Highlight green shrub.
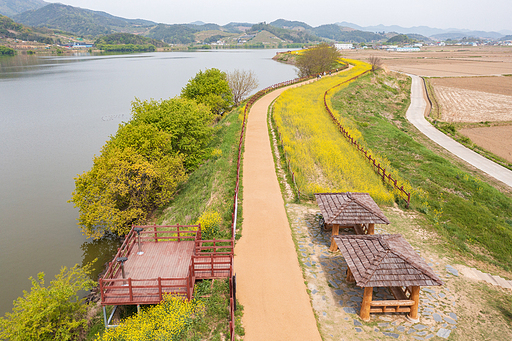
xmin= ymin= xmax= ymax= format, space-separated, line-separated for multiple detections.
xmin=196 ymin=211 xmax=222 ymax=239
xmin=0 ymin=264 xmax=96 ymax=341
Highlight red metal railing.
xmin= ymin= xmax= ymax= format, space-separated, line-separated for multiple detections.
xmin=100 ymin=225 xmax=201 ymax=305
xmin=321 ymin=71 xmax=412 ymax=207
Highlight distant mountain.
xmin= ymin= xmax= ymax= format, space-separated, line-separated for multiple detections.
xmin=501 ymin=35 xmax=512 ymax=41
xmin=336 ymin=21 xmax=505 ymax=40
xmin=313 ymin=24 xmax=383 ymax=42
xmin=146 ymin=24 xmax=197 ymax=44
xmin=0 ymin=0 xmax=46 ymax=17
xmin=430 ymin=31 xmax=504 ymax=40
xmin=270 ymin=19 xmax=312 ymax=30
xmin=13 ymin=3 xmax=156 ymax=36
xmin=250 ymin=22 xmax=319 ymax=43
xmin=223 ymin=22 xmax=253 ymax=33
xmin=405 ymin=33 xmax=432 ymax=42
xmin=386 ymin=34 xmax=415 ymax=44
xmin=184 ymin=22 xmax=223 ymax=32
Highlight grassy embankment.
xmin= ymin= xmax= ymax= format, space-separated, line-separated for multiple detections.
xmin=328 ymin=70 xmax=512 ymax=272
xmin=157 ymin=105 xmax=245 ymax=339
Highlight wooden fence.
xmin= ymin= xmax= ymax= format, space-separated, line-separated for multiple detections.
xmin=321 ymin=71 xmax=412 ymax=207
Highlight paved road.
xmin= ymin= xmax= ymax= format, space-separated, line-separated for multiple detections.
xmin=234 ymin=85 xmax=322 ymax=341
xmin=406 ymin=74 xmax=512 ymax=188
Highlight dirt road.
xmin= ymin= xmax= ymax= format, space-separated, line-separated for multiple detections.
xmin=234 ymin=85 xmax=322 ymax=340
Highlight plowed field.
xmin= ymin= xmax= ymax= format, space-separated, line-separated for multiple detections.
xmin=459 ymin=125 xmax=512 ymax=163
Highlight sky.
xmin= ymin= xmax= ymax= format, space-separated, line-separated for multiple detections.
xmin=45 ymin=0 xmax=512 ymax=33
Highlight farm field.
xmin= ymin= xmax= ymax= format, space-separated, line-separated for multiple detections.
xmin=459 ymin=125 xmax=512 ymax=163
xmin=345 ymin=46 xmax=512 ymax=171
xmin=344 ymin=45 xmax=512 ymax=77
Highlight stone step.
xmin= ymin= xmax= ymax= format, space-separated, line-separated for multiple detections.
xmin=492 ymin=276 xmax=512 ymax=289
xmin=473 ymin=269 xmax=499 ymax=286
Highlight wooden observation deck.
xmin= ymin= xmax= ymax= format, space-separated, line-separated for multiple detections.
xmin=99 ymin=225 xmax=233 ymax=306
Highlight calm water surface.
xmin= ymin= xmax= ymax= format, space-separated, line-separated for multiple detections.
xmin=0 ymin=49 xmax=297 ymax=314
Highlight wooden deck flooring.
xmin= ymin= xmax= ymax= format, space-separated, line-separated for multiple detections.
xmin=120 ymin=241 xmax=195 ymax=280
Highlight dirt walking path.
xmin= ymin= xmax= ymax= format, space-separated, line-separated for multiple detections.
xmin=234 ymin=84 xmax=322 ymax=340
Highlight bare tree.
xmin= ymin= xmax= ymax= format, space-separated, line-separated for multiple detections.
xmin=368 ymin=55 xmax=383 ymax=72
xmin=227 ymin=69 xmax=259 ymax=106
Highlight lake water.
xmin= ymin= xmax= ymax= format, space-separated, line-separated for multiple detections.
xmin=0 ymin=49 xmax=297 ymax=315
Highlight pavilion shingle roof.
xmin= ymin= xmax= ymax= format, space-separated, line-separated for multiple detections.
xmin=334 ymin=234 xmax=443 ymax=288
xmin=315 ymin=192 xmax=390 ymax=226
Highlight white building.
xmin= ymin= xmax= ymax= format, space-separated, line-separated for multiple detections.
xmin=335 ymin=43 xmax=354 ymax=50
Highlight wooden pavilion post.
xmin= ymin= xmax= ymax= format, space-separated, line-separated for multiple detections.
xmin=408 ymin=286 xmax=421 ymax=322
xmin=346 ymin=267 xmax=355 ymax=282
xmin=367 ymin=223 xmax=375 ymax=235
xmin=329 ymin=224 xmax=340 ymax=251
xmin=359 ymin=287 xmax=373 ymax=321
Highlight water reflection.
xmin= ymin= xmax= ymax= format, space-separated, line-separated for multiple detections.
xmin=80 ymin=233 xmax=122 ymax=280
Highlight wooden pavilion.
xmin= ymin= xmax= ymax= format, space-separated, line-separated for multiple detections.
xmin=315 ymin=192 xmax=390 ymax=251
xmin=334 ymin=234 xmax=443 ymax=321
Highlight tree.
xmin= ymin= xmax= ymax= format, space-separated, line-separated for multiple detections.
xmin=0 ymin=264 xmax=95 ymax=341
xmin=130 ymin=97 xmax=215 ymax=170
xmin=295 ymin=43 xmax=342 ymax=77
xmin=181 ymin=68 xmax=233 ymax=115
xmin=71 ymin=97 xmax=215 ymax=238
xmin=227 ymin=69 xmax=259 ymax=106
xmin=71 ymin=139 xmax=187 ymax=239
xmin=368 ymin=55 xmax=383 ymax=72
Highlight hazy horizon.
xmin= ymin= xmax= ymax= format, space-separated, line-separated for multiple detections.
xmin=42 ymin=0 xmax=511 ymax=33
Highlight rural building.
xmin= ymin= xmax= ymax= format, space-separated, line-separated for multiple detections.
xmin=335 ymin=43 xmax=354 ymax=50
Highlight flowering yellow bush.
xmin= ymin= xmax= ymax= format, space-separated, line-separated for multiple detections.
xmin=273 ymin=58 xmax=395 ymax=204
xmin=196 ymin=210 xmax=222 ymax=239
xmin=97 ymin=295 xmax=203 ymax=341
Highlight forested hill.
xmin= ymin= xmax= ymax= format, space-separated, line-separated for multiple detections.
xmin=0 ymin=0 xmax=46 ymax=17
xmin=312 ymin=24 xmax=383 ymax=42
xmin=0 ymin=14 xmax=57 ymax=44
xmin=95 ymin=33 xmax=167 ymax=48
xmin=268 ymin=19 xmax=385 ymax=43
xmin=13 ymin=3 xmax=156 ymax=36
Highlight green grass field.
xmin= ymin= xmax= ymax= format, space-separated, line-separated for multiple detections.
xmin=330 ymin=70 xmax=512 ymax=271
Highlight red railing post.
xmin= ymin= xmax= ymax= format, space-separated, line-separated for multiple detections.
xmin=128 ymin=278 xmax=133 ymax=302
xmin=99 ymin=278 xmax=105 ymax=302
xmin=156 ymin=277 xmax=162 ymax=301
xmin=154 ymin=223 xmax=157 ymax=242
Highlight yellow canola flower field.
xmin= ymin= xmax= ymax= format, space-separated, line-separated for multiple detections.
xmin=97 ymin=295 xmax=203 ymax=341
xmin=273 ymin=58 xmax=395 ymax=204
